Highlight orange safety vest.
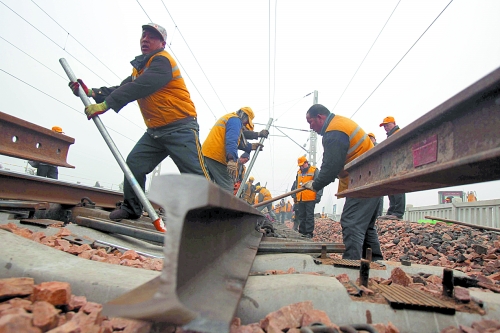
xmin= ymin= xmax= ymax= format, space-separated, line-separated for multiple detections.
xmin=132 ymin=50 xmax=196 ymax=128
xmin=286 ymin=202 xmax=292 ymax=212
xmin=324 ymin=115 xmax=373 ymax=193
xmin=202 ymin=113 xmax=241 ymax=165
xmin=296 ymin=166 xmax=318 ymax=202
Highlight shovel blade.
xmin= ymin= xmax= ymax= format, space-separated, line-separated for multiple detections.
xmin=103 ymin=174 xmax=264 ymax=333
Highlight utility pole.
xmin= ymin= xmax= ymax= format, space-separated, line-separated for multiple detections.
xmin=309 ymin=90 xmax=318 ymax=166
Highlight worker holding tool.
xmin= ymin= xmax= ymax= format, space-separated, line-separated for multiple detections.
xmin=202 ymin=107 xmax=267 ymax=193
xmin=68 ymin=23 xmax=211 ymax=226
xmin=255 ymin=185 xmax=278 ymax=221
xmin=28 ymin=126 xmax=64 ymax=180
xmin=241 ymin=176 xmax=257 ymax=204
xmin=301 ymin=104 xmax=383 ymax=261
xmin=233 ymin=152 xmax=250 ymax=195
xmin=379 ymin=116 xmax=406 ymax=220
xmin=291 ymin=156 xmax=323 ymax=238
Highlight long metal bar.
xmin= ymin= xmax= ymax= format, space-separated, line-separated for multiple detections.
xmin=253 ymin=187 xmax=304 ymax=208
xmin=103 ymin=174 xmax=264 ymax=333
xmin=339 ymin=66 xmax=500 ymax=198
xmin=424 ymin=215 xmax=500 ymax=233
xmin=236 ymin=118 xmax=273 ymax=198
xmin=0 ymin=111 xmax=75 ymax=168
xmin=59 ymin=58 xmax=160 ymax=227
xmin=257 ymin=242 xmax=345 ymax=254
xmin=0 ymin=169 xmax=123 ymax=209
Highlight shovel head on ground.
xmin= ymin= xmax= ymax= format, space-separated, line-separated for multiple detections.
xmin=102 ymin=174 xmax=265 ymax=333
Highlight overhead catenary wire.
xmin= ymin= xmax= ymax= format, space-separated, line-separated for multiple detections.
xmin=331 ymin=0 xmax=402 ymax=114
xmin=349 ymin=0 xmax=454 ymax=119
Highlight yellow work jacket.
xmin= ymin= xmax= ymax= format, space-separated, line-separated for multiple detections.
xmin=259 ymin=188 xmax=272 ymax=202
xmin=202 ymin=113 xmax=240 ymax=165
xmin=325 ymin=115 xmax=373 ymax=192
xmin=132 ymin=51 xmax=196 ymax=128
xmin=296 ymin=166 xmax=318 ymax=202
xmin=243 ymin=181 xmax=255 ymax=205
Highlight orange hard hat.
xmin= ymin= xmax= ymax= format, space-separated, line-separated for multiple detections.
xmin=379 ymin=116 xmax=395 ymax=127
xmin=51 ymin=126 xmax=64 ymax=133
xmin=297 ymin=156 xmax=307 ymax=166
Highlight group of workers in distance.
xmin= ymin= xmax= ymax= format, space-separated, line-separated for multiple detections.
xmin=67 ymin=22 xmax=404 ymax=262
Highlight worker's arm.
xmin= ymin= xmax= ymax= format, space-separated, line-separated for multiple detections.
xmin=225 ymin=117 xmax=242 ymax=161
xmin=312 ymin=130 xmax=349 ymax=191
xmin=94 ymin=55 xmax=173 ymax=112
xmin=313 ymin=168 xmax=324 ymax=197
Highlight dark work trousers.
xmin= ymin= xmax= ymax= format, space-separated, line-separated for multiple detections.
xmin=376 ymin=198 xmax=383 ymax=217
xmin=387 ymin=193 xmax=406 ymax=218
xmin=280 ymin=212 xmax=286 ymax=224
xmin=122 ymin=127 xmax=211 ymax=217
xmin=204 ymin=157 xmax=233 ymax=193
xmin=297 ymin=201 xmax=316 ymax=236
xmin=36 ymin=165 xmax=58 ymax=179
xmin=340 ymin=196 xmax=383 ymax=261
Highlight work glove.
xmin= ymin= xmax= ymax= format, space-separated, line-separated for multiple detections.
xmin=84 ymin=101 xmax=109 ymax=120
xmin=303 ymin=180 xmax=315 ymax=191
xmin=258 ymin=129 xmax=269 ymax=138
xmin=251 ymin=143 xmax=264 ymax=151
xmin=69 ymin=79 xmax=93 ymax=97
xmin=227 ymin=160 xmax=238 ymax=179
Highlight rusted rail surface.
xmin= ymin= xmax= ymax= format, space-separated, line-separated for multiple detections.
xmin=0 ymin=111 xmax=75 ymax=168
xmin=340 ymin=66 xmax=500 ymax=198
xmin=0 ymin=169 xmax=123 ymax=209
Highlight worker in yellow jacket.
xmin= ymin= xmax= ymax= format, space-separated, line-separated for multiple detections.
xmin=255 ymin=185 xmax=277 ymax=221
xmin=301 ymin=104 xmax=383 ymax=261
xmin=202 ymin=107 xmax=267 ymax=193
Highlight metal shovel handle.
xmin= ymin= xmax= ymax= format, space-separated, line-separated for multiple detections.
xmin=59 ymin=58 xmax=160 ymax=225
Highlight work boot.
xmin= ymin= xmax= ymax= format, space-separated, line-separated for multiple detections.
xmin=109 ymin=209 xmax=139 ymax=221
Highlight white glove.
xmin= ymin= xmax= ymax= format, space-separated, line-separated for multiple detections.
xmin=303 ymin=180 xmax=315 ymax=191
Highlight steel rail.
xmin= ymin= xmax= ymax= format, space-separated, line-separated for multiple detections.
xmin=339 ymin=66 xmax=500 ymax=198
xmin=0 ymin=111 xmax=75 ymax=168
xmin=257 ymin=242 xmax=345 ymax=254
xmin=0 ymin=169 xmax=124 ymax=209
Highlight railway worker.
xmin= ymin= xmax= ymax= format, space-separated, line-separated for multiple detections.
xmin=301 ymin=104 xmax=384 ymax=261
xmin=68 ymin=23 xmax=211 ymax=231
xmin=202 ymin=107 xmax=266 ymax=193
xmin=241 ymin=176 xmax=257 ymax=204
xmin=255 ymin=185 xmax=277 ymax=221
xmin=368 ymin=133 xmax=377 ymax=146
xmin=233 ymin=152 xmax=250 ymax=195
xmin=29 ymin=126 xmax=64 ymax=179
xmin=291 ymin=156 xmax=323 ymax=238
xmin=379 ymin=116 xmax=406 ymax=220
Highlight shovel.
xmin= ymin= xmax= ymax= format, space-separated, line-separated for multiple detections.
xmin=59 ymin=59 xmax=164 ymax=232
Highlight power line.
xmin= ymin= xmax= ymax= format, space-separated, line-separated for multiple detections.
xmin=350 ymin=0 xmax=454 ymax=119
xmin=0 ymin=68 xmax=137 ymax=143
xmin=160 ymin=0 xmax=228 ymax=114
xmin=332 ymin=0 xmax=402 ymax=113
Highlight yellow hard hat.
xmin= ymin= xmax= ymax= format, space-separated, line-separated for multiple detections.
xmin=249 ymin=176 xmax=254 ymax=181
xmin=239 ymin=107 xmax=254 ymax=130
xmin=255 ymin=185 xmax=261 ymax=191
xmin=297 ymin=156 xmax=307 ymax=166
xmin=367 ymin=133 xmax=375 ymax=139
xmin=51 ymin=126 xmax=63 ymax=133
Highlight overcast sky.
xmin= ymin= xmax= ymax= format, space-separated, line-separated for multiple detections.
xmin=1 ymin=0 xmax=499 ymax=214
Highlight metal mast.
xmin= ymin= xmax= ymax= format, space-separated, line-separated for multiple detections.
xmin=309 ymin=90 xmax=318 ymax=166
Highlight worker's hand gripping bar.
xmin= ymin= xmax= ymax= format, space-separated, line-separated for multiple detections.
xmin=59 ymin=58 xmax=164 ymax=232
